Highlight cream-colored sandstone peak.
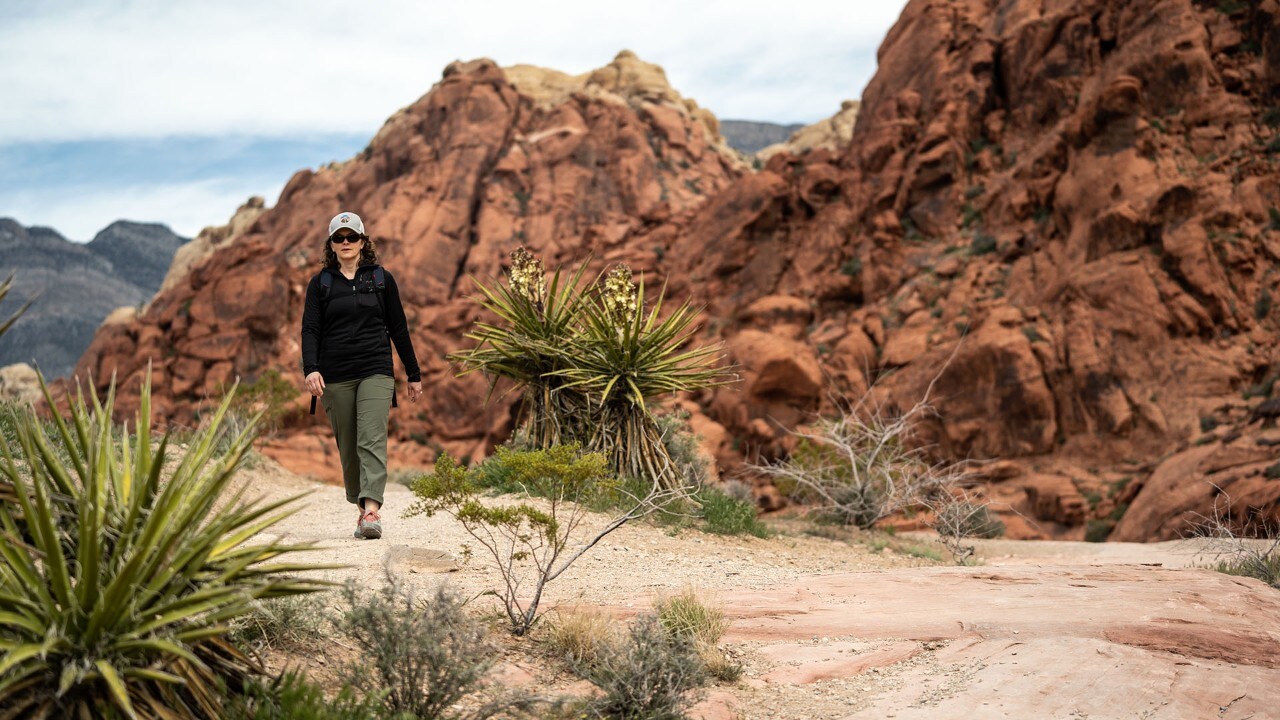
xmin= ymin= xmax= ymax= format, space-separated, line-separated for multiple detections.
xmin=158 ymin=196 xmax=267 ymax=294
xmin=504 ymin=51 xmax=740 ymax=166
xmin=758 ymin=99 xmax=860 ymax=159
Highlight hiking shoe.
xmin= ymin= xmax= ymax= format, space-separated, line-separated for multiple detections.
xmin=358 ymin=510 xmax=383 ymax=540
xmin=354 ymin=511 xmax=363 ymax=538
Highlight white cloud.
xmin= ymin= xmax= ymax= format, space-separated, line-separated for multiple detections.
xmin=1 ymin=0 xmax=908 ymax=142
xmin=0 ymin=176 xmax=284 ymax=240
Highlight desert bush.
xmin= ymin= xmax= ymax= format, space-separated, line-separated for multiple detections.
xmin=696 ymin=485 xmax=768 ymax=538
xmin=0 ymin=375 xmax=328 ymax=719
xmin=655 ymin=589 xmax=728 ymax=647
xmin=225 ymin=671 xmax=380 ymax=720
xmin=928 ymin=491 xmax=1005 ymax=564
xmin=229 ymin=594 xmax=329 ymax=655
xmin=229 ymin=369 xmax=299 ymax=435
xmin=408 ymin=446 xmax=674 ymax=636
xmin=753 ymin=396 xmax=963 ymax=529
xmin=655 ymin=411 xmax=709 ymax=488
xmin=452 ymin=249 xmax=734 ymax=493
xmin=578 ymin=614 xmax=707 ymax=720
xmin=334 ymin=578 xmax=537 ymax=720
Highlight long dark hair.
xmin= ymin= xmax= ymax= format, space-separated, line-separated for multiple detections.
xmin=321 ymin=236 xmax=379 ymax=270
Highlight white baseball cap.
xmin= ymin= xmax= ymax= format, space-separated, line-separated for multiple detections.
xmin=328 ymin=211 xmax=365 ymax=237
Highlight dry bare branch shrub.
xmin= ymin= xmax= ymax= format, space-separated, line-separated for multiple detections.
xmin=926 ymin=488 xmax=1005 ymax=565
xmin=1189 ymin=490 xmax=1280 ymax=589
xmin=407 ymin=446 xmax=683 ymax=636
xmin=752 ymin=393 xmax=966 ymax=530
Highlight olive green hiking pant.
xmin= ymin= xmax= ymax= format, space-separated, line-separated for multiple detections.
xmin=320 ymin=374 xmax=394 ymax=508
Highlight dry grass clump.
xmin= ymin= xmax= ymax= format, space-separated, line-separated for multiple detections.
xmin=542 ymin=607 xmax=622 ymax=669
xmin=655 ymin=588 xmax=741 ymax=682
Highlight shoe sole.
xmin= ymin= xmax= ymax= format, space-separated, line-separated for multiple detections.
xmin=359 ymin=523 xmax=382 ymax=540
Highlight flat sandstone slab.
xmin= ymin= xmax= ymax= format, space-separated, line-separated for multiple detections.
xmin=704 ymin=565 xmax=1278 ymax=719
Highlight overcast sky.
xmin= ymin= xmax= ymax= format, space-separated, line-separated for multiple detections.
xmin=1 ymin=0 xmax=909 ymax=240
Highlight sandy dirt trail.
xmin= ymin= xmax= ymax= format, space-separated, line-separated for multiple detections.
xmin=244 ymin=457 xmax=1280 ymax=720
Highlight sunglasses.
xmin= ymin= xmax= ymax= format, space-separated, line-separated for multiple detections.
xmin=330 ymin=234 xmax=364 ymax=245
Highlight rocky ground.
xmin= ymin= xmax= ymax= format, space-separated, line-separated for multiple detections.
xmin=241 ymin=456 xmax=1280 ymax=720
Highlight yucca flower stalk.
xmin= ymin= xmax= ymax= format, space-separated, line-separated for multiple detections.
xmin=0 ymin=373 xmax=334 ymax=720
xmin=450 ymin=248 xmax=592 ymax=449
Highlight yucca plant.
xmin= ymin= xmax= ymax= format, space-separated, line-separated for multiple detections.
xmin=454 ymin=250 xmax=733 ymax=492
xmin=0 ymin=373 xmax=332 ymax=719
xmin=555 ymin=265 xmax=732 ymax=492
xmin=451 ymin=247 xmax=592 ymax=449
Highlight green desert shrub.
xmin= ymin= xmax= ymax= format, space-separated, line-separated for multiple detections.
xmin=696 ymin=484 xmax=768 ymax=538
xmin=225 ymin=671 xmax=380 ymax=720
xmin=333 ymin=578 xmax=535 ymax=720
xmin=0 ymin=376 xmax=328 ymax=719
xmin=578 ymin=615 xmax=708 ymax=720
xmin=228 ymin=594 xmax=330 ymax=656
xmin=229 ymin=368 xmax=300 ymax=434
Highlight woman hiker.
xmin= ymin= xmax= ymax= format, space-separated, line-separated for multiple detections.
xmin=301 ymin=211 xmax=422 ymax=540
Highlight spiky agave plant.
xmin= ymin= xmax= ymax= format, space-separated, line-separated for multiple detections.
xmin=450 ymin=247 xmax=592 ymax=449
xmin=554 ymin=265 xmax=733 ymax=492
xmin=0 ymin=374 xmax=332 ymax=719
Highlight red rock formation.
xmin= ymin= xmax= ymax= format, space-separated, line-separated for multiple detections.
xmin=652 ymin=0 xmax=1280 ymax=540
xmin=76 ymin=3 xmax=1280 ymax=541
xmin=73 ymin=51 xmax=745 ymax=481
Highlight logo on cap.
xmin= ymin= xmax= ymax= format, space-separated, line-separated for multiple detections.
xmin=340 ymin=215 xmax=350 ymax=223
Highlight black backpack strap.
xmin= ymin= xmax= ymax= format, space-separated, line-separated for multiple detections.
xmin=372 ymin=266 xmax=387 ymax=318
xmin=319 ymin=269 xmax=333 ymax=299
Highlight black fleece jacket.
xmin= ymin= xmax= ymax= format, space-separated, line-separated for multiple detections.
xmin=300 ymin=265 xmax=421 ymax=384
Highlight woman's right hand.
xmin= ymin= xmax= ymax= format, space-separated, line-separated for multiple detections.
xmin=305 ymin=372 xmax=325 ymax=397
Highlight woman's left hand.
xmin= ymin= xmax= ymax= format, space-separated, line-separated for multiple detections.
xmin=407 ymin=381 xmax=423 ymax=403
